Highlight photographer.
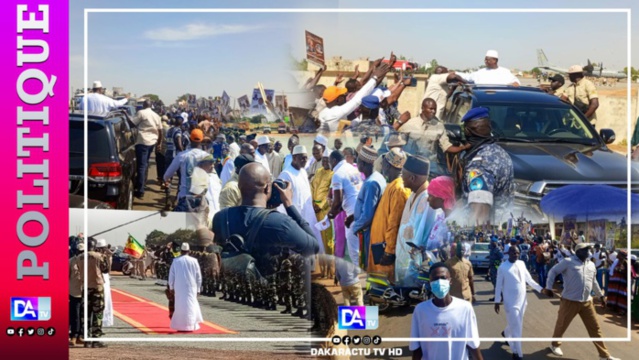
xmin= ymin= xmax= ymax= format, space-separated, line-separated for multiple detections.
xmin=212 ymin=162 xmax=319 ymax=274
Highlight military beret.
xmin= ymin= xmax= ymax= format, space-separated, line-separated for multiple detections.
xmin=461 ymin=107 xmax=490 ymax=123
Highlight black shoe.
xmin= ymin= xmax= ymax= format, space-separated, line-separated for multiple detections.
xmin=489 ymin=297 xmax=495 ymax=302
xmin=281 ymin=307 xmax=292 ymax=314
xmin=512 ymin=354 xmax=522 ymax=360
xmin=92 ymin=341 xmax=107 ymax=348
xmin=502 ymin=331 xmax=509 ymax=346
xmin=292 ymin=308 xmax=304 ymax=317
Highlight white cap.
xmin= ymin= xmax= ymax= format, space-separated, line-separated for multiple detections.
xmin=96 ymin=239 xmax=107 ymax=248
xmin=485 ymin=50 xmax=499 ymax=59
xmin=568 ymin=65 xmax=584 ymax=73
xmin=257 ymin=135 xmax=270 ymax=146
xmin=323 ymin=148 xmax=331 ymax=157
xmin=314 ymin=135 xmax=328 ymax=147
xmin=372 ymin=88 xmax=391 ymax=100
xmin=92 ymin=80 xmax=103 ymax=89
xmin=293 ymin=145 xmax=308 ymax=155
xmin=181 ymin=242 xmax=190 ymax=251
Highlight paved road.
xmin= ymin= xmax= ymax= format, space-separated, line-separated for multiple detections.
xmin=335 ymin=268 xmax=638 ymax=360
xmin=102 ymin=274 xmax=314 ymax=354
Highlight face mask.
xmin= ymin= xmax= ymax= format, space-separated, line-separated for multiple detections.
xmin=430 ymin=279 xmax=451 ymax=299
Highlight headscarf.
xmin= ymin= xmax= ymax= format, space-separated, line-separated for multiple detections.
xmin=427 ymin=176 xmax=456 ymax=210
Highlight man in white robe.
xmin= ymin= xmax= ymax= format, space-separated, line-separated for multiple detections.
xmin=278 ymin=145 xmax=324 ymax=253
xmin=168 ymin=243 xmax=203 ymax=332
xmin=494 ymin=245 xmax=543 ymax=360
xmin=255 ymin=136 xmax=272 ymax=176
xmin=395 ymin=155 xmax=436 ymax=286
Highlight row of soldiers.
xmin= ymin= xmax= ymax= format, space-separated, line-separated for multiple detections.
xmin=154 ymin=242 xmax=311 ymax=318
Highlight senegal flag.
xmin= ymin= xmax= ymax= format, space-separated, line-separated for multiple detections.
xmin=124 ymin=234 xmax=144 ymax=258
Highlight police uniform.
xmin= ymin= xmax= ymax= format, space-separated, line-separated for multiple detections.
xmin=461 ymin=107 xmax=515 ymax=224
xmin=557 ymin=76 xmax=598 ymax=124
xmin=488 ymin=242 xmax=503 ymax=286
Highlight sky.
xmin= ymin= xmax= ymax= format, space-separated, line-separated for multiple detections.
xmin=294 ymin=11 xmax=629 ymax=73
xmin=69 ymin=209 xmax=198 ymax=248
xmin=69 ymin=0 xmax=638 ymax=104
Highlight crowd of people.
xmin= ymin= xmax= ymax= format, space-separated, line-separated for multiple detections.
xmin=73 ymin=48 xmax=630 ymax=360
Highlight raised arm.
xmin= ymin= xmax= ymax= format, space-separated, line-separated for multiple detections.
xmin=305 ymin=64 xmax=327 ymax=90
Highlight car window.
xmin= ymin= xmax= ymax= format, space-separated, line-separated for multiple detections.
xmin=483 ymin=103 xmax=596 ymax=142
xmin=472 ymin=243 xmax=489 ymax=252
xmin=69 ymin=120 xmax=110 ymax=157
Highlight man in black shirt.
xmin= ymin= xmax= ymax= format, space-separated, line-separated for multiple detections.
xmin=212 ymin=162 xmax=319 ymax=275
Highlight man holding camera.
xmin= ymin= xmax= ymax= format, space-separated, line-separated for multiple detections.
xmin=212 ymin=163 xmax=319 ymax=275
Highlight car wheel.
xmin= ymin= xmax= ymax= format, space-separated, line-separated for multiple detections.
xmin=122 ymin=261 xmax=133 ymax=276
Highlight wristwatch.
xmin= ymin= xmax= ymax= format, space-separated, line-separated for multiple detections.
xmin=372 ymin=75 xmax=379 ymax=81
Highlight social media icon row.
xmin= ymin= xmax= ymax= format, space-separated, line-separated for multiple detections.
xmin=6 ymin=327 xmax=55 ymax=337
xmin=331 ymin=335 xmax=381 ymax=345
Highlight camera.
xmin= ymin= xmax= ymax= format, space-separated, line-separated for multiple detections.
xmin=267 ymin=179 xmax=289 ymax=208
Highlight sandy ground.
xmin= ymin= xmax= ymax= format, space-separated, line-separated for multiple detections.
xmin=70 ymin=346 xmax=316 ymax=360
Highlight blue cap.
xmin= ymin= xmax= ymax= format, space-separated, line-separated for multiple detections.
xmin=461 ymin=107 xmax=490 ymax=123
xmin=490 ymin=236 xmax=499 ymax=243
xmin=361 ymin=95 xmax=380 ymax=109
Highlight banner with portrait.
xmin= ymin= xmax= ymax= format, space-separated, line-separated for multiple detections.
xmin=251 ymin=88 xmax=275 ymax=114
xmin=305 ymin=30 xmax=325 ymax=67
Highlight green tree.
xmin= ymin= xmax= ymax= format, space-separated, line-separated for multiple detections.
xmin=398 ymin=55 xmax=407 ymax=60
xmin=145 ymin=230 xmax=167 ymax=247
xmin=176 ymin=94 xmax=190 ymax=103
xmin=290 ymin=55 xmax=308 ymax=71
xmin=624 ymin=67 xmax=638 ymax=81
xmin=142 ymin=94 xmax=160 ymax=102
xmin=530 ymin=67 xmax=542 ymax=76
xmin=426 ymin=59 xmax=439 ymax=75
xmin=165 ymin=229 xmax=198 ymax=247
xmin=250 ymin=115 xmax=265 ymax=124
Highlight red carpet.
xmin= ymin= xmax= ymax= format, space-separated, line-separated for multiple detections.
xmin=111 ymin=288 xmax=237 ymax=335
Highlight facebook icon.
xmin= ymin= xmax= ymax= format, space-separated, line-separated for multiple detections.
xmin=11 ymin=297 xmax=51 ymax=321
xmin=337 ymin=306 xmax=379 ymax=330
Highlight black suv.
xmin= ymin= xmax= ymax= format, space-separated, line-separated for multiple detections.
xmin=438 ymin=85 xmax=639 ymax=221
xmin=69 ymin=110 xmax=138 ymax=210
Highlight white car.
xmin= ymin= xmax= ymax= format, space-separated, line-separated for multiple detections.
xmin=469 ymin=242 xmax=490 ymax=269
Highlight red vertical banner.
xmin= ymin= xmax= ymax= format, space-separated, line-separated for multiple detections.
xmin=0 ymin=1 xmax=68 ymax=358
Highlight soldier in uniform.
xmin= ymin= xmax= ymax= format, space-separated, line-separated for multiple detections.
xmin=557 ymin=65 xmax=599 ymax=126
xmin=203 ymin=245 xmax=219 ymax=297
xmin=396 ymin=98 xmax=470 ymax=173
xmin=459 ymin=107 xmax=514 ymax=226
xmin=278 ymin=249 xmax=293 ymax=314
xmin=85 ymin=238 xmax=109 ymax=348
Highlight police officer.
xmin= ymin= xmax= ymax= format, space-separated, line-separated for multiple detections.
xmin=558 ymin=65 xmax=599 ymax=125
xmin=487 ymin=236 xmax=503 ymax=301
xmin=460 ymin=107 xmax=514 ymax=226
